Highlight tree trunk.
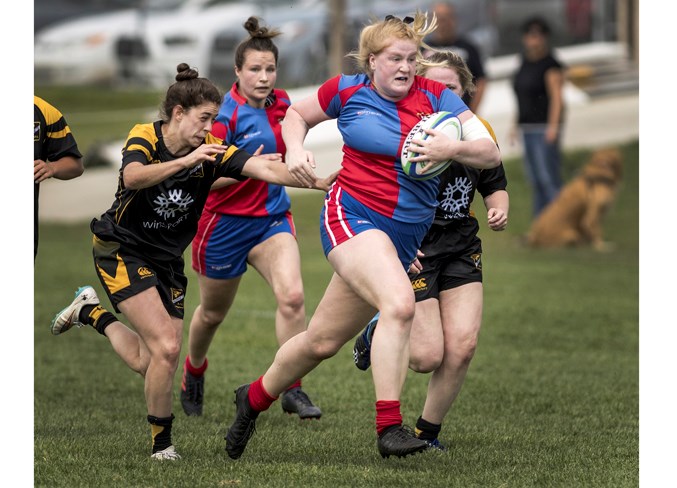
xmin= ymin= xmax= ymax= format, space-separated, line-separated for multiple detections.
xmin=328 ymin=0 xmax=347 ymax=77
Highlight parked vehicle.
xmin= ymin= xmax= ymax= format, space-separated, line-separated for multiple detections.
xmin=133 ymin=0 xmax=325 ymax=88
xmin=34 ymin=0 xmax=253 ymax=86
xmin=34 ymin=0 xmax=138 ymax=33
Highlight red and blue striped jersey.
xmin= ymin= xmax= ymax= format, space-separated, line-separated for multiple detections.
xmin=204 ymin=84 xmax=291 ymax=217
xmin=318 ymin=73 xmax=468 ymax=223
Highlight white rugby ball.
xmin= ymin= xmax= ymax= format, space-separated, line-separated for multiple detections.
xmin=400 ymin=112 xmax=462 ymax=181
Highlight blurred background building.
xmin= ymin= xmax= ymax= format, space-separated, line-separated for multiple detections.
xmin=34 ymin=0 xmax=638 ymax=92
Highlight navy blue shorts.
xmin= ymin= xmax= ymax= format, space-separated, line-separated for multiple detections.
xmin=320 ymin=185 xmax=431 ymax=270
xmin=192 ymin=210 xmax=296 ymax=279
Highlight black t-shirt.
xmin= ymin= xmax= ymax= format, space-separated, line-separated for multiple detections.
xmin=512 ymin=53 xmax=565 ymax=124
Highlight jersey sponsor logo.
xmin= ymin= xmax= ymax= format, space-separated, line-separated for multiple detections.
xmin=356 ymin=110 xmax=382 ymax=117
xmin=471 ymin=253 xmax=482 ymax=270
xmin=411 ymin=277 xmax=428 ymax=292
xmin=142 ymin=212 xmax=190 ymax=230
xmin=153 ymin=189 xmax=195 ymax=220
xmin=34 ymin=121 xmax=40 ymax=141
xmin=137 ymin=266 xmax=154 ymax=278
xmin=243 ymin=130 xmax=262 ymax=140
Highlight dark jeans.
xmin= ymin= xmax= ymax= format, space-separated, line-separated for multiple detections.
xmin=520 ymin=125 xmax=562 ymax=217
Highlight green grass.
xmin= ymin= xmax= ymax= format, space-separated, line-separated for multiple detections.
xmin=34 ymin=86 xmax=638 ymax=487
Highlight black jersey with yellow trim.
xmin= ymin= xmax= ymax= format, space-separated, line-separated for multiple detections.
xmin=34 ymin=96 xmax=83 ymax=248
xmin=92 ymin=120 xmax=251 ymax=262
xmin=34 ymin=96 xmax=83 ymax=162
xmin=432 ymin=117 xmax=507 ymax=225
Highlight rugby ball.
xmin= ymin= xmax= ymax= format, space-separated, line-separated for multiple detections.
xmin=400 ymin=112 xmax=462 ymax=181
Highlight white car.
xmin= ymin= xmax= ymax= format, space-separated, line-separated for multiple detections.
xmin=118 ymin=0 xmax=323 ymax=87
xmin=34 ymin=0 xmax=256 ymax=86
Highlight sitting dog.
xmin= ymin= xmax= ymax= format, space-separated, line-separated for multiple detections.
xmin=526 ymin=148 xmax=623 ymax=251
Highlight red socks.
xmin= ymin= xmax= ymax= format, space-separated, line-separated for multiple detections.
xmin=185 ymin=356 xmax=208 ymax=376
xmin=248 ymin=376 xmax=278 ymax=412
xmin=375 ymin=400 xmax=402 ymax=435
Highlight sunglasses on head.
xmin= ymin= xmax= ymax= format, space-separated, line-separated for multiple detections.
xmin=385 ymin=14 xmax=414 ymax=24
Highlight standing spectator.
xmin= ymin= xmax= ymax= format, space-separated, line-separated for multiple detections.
xmin=222 ymin=12 xmax=501 ymax=461
xmin=424 ymin=2 xmax=487 ymax=114
xmin=34 ymin=96 xmax=84 ymax=260
xmin=352 ymin=50 xmax=509 ymax=451
xmin=511 ymin=16 xmax=566 ymax=218
xmin=180 ymin=17 xmax=321 ymax=420
xmin=49 ymin=63 xmax=336 ymax=461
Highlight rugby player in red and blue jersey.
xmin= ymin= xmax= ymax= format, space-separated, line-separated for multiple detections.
xmin=224 ymin=12 xmax=501 ymax=460
xmin=180 ymin=17 xmax=321 ymax=421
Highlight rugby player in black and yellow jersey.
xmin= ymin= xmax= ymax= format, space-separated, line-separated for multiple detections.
xmin=49 ymin=63 xmax=337 ymax=461
xmin=34 ymin=96 xmax=84 ymax=259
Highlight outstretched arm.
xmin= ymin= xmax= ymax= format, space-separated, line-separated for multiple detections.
xmin=241 ymin=155 xmax=339 ymax=192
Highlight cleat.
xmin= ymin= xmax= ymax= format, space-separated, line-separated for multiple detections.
xmin=280 ymin=387 xmax=322 ymax=419
xmin=150 ymin=445 xmax=181 ymax=460
xmin=180 ymin=363 xmax=204 ymax=416
xmin=225 ymin=384 xmax=259 ymax=460
xmin=424 ymin=438 xmax=448 ymax=452
xmin=50 ymin=286 xmax=99 ymax=336
xmin=377 ymin=425 xmax=429 ymax=459
xmin=353 ymin=312 xmax=379 ymax=371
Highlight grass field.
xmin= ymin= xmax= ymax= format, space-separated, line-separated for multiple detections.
xmin=33 ymin=87 xmax=639 ymax=487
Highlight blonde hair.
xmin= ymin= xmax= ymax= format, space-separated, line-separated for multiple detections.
xmin=418 ymin=50 xmax=476 ymax=97
xmin=347 ymin=11 xmax=437 ymax=76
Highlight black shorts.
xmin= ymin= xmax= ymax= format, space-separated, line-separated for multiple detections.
xmin=410 ymin=228 xmax=483 ymax=302
xmin=91 ymin=235 xmax=187 ymax=319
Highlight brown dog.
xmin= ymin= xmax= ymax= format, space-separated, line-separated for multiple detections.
xmin=526 ymin=148 xmax=623 ymax=251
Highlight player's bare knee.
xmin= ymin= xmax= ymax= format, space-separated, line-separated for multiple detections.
xmin=153 ymin=336 xmax=182 ymax=368
xmin=452 ymin=338 xmax=478 ymax=366
xmin=199 ymin=306 xmax=227 ymax=329
xmin=306 ymin=335 xmax=341 ymax=360
xmin=277 ymin=287 xmax=305 ymax=318
xmin=380 ymin=300 xmax=416 ymax=330
xmin=410 ymin=348 xmax=443 ymax=373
